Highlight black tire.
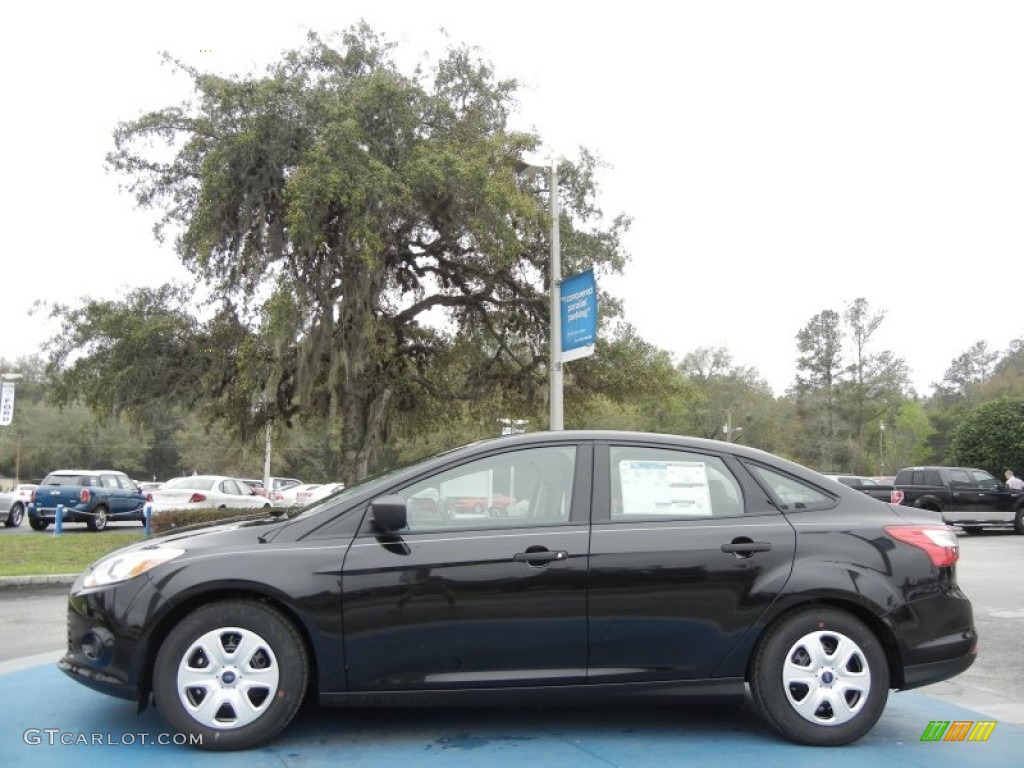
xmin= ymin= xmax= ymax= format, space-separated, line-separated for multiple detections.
xmin=29 ymin=517 xmax=49 ymax=531
xmin=87 ymin=506 xmax=108 ymax=532
xmin=1014 ymin=507 xmax=1024 ymax=536
xmin=750 ymin=606 xmax=889 ymax=746
xmin=153 ymin=600 xmax=308 ymax=751
xmin=962 ymin=526 xmax=983 ymax=535
xmin=4 ymin=503 xmax=24 ymax=528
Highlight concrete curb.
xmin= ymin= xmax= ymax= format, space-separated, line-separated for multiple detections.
xmin=0 ymin=573 xmax=78 ymax=589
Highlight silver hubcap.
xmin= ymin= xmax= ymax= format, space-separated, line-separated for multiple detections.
xmin=176 ymin=627 xmax=280 ymax=730
xmin=782 ymin=630 xmax=871 ymax=726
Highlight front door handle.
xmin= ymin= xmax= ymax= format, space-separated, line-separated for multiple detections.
xmin=513 ymin=548 xmax=568 ymax=566
xmin=721 ymin=539 xmax=772 ymax=557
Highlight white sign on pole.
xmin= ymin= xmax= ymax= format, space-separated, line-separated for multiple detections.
xmin=0 ymin=382 xmax=14 ymax=426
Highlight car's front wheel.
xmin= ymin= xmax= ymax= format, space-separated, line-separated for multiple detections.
xmin=4 ymin=503 xmax=24 ymax=527
xmin=750 ymin=606 xmax=889 ymax=746
xmin=1014 ymin=506 xmax=1024 ymax=535
xmin=153 ymin=600 xmax=308 ymax=751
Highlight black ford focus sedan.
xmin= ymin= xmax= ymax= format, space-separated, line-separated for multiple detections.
xmin=59 ymin=431 xmax=976 ymax=750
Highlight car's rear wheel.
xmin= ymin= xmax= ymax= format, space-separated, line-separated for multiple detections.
xmin=750 ymin=606 xmax=889 ymax=746
xmin=29 ymin=517 xmax=49 ymax=531
xmin=962 ymin=526 xmax=983 ymax=535
xmin=4 ymin=503 xmax=24 ymax=527
xmin=153 ymin=600 xmax=308 ymax=751
xmin=1014 ymin=507 xmax=1024 ymax=535
xmin=87 ymin=506 xmax=108 ymax=532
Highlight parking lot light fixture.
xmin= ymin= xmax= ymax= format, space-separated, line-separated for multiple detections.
xmin=517 ymin=151 xmax=565 ymax=431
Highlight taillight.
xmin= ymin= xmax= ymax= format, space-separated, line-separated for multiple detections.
xmin=188 ymin=493 xmax=207 ymax=504
xmin=885 ymin=525 xmax=959 ymax=567
xmin=30 ymin=488 xmax=36 ymax=502
xmin=890 ymin=489 xmax=905 ymax=504
xmin=80 ymin=488 xmax=91 ymax=504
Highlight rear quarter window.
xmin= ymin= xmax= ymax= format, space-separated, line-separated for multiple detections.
xmin=41 ymin=474 xmax=92 ymax=486
xmin=746 ymin=464 xmax=836 ymax=512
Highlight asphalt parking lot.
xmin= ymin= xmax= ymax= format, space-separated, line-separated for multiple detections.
xmin=0 ymin=533 xmax=1020 ymax=767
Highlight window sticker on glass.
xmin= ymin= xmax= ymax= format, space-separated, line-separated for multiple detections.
xmin=619 ymin=460 xmax=712 ymax=516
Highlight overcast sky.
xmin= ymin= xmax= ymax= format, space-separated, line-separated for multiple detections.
xmin=3 ymin=1 xmax=1021 ymax=395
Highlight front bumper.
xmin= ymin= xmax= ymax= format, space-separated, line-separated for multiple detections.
xmin=60 ymin=578 xmax=153 ymax=704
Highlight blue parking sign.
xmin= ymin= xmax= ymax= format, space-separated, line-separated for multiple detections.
xmin=560 ymin=269 xmax=597 ymax=362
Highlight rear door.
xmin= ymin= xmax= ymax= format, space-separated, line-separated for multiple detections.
xmin=587 ymin=442 xmax=796 ymax=682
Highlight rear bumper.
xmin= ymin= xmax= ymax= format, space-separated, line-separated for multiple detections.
xmin=890 ymin=582 xmax=977 ymax=689
xmin=901 ymin=644 xmax=977 ymax=690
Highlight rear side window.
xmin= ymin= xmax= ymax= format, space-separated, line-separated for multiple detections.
xmin=608 ymin=446 xmax=745 ymax=519
xmin=899 ymin=470 xmax=942 ymax=485
xmin=948 ymin=469 xmax=972 ymax=488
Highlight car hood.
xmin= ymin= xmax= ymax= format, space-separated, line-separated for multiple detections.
xmin=153 ymin=513 xmax=288 ymax=546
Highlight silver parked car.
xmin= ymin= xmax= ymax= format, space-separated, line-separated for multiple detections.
xmin=1 ymin=483 xmax=37 ymax=527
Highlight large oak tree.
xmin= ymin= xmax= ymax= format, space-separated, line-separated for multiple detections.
xmin=52 ymin=24 xmax=634 ymax=481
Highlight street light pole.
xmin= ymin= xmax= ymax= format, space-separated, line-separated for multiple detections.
xmin=518 ymin=152 xmax=564 ymax=431
xmin=876 ymin=423 xmax=884 ymax=479
xmin=548 ymin=157 xmax=563 ymax=431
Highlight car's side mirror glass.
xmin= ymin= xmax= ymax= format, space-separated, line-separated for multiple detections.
xmin=371 ymin=494 xmax=408 ymax=532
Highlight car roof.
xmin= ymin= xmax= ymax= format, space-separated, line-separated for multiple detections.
xmin=46 ymin=469 xmax=127 ymax=476
xmin=401 ymin=430 xmax=831 ymax=487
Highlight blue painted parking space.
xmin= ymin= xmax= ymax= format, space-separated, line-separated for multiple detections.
xmin=1 ymin=661 xmax=1020 ymax=767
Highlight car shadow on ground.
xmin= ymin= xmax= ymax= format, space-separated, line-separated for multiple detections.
xmin=3 ymin=664 xmax=1021 ymax=768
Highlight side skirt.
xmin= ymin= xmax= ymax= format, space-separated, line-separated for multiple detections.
xmin=320 ymin=678 xmax=746 ymax=708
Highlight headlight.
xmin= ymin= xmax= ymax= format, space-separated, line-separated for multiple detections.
xmin=83 ymin=548 xmax=186 ymax=588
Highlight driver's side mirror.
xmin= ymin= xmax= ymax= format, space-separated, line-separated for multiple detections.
xmin=371 ymin=494 xmax=408 ymax=532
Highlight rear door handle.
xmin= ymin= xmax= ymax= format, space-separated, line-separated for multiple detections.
xmin=513 ymin=549 xmax=568 ymax=565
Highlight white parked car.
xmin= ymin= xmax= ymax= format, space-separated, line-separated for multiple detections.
xmin=296 ymin=482 xmax=346 ymax=505
xmin=1 ymin=483 xmax=37 ymax=527
xmin=271 ymin=483 xmax=320 ymax=507
xmin=146 ymin=476 xmax=271 ymax=513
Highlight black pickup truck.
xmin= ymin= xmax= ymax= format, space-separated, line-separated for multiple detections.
xmin=889 ymin=466 xmax=1024 ymax=534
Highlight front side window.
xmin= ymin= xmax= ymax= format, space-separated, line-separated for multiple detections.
xmin=970 ymin=470 xmax=999 ymax=489
xmin=397 ymin=446 xmax=576 ymax=532
xmin=115 ymin=475 xmax=137 ymax=491
xmin=609 ymin=447 xmax=744 ymax=520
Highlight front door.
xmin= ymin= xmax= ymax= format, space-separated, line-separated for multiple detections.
xmin=341 ymin=443 xmax=591 ymax=691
